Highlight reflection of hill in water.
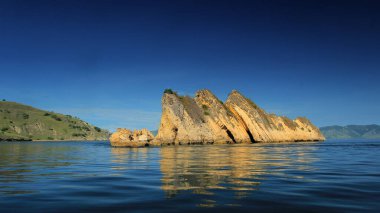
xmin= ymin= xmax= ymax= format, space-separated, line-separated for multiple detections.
xmin=159 ymin=144 xmax=319 ymax=199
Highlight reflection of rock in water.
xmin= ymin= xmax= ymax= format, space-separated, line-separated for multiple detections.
xmin=110 ymin=147 xmax=149 ymax=163
xmin=160 ymin=144 xmax=318 ymax=199
xmin=160 ymin=145 xmax=263 ymax=198
xmin=110 ymin=147 xmax=152 ymax=172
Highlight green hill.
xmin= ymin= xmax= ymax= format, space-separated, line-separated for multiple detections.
xmin=0 ymin=101 xmax=110 ymax=141
xmin=320 ymin=125 xmax=380 ymax=139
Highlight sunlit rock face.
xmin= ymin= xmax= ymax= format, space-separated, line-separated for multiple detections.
xmin=154 ymin=89 xmax=324 ymax=144
xmin=153 ymin=92 xmax=215 ymax=145
xmin=194 ymin=89 xmax=252 ymax=144
xmin=109 ymin=128 xmax=154 ymax=147
xmin=225 ymin=90 xmax=325 ymax=142
xmin=110 ymin=89 xmax=324 ymax=147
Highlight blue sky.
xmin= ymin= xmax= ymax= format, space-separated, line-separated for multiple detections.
xmin=1 ymin=0 xmax=379 ymax=131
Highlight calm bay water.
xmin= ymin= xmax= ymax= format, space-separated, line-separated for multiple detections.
xmin=0 ymin=140 xmax=379 ymax=212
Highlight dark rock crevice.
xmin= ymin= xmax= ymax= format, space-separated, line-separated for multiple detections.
xmin=225 ymin=129 xmax=236 ymax=143
xmin=172 ymin=127 xmax=178 ymax=143
xmin=226 ymin=106 xmax=257 ymax=143
xmin=246 ymin=129 xmax=256 ymax=143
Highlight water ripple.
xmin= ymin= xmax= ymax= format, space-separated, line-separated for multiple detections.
xmin=0 ymin=140 xmax=379 ymax=212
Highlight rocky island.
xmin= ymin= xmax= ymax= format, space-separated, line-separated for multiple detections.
xmin=110 ymin=89 xmax=324 ymax=147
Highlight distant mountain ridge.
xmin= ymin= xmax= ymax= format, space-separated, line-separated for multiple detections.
xmin=320 ymin=125 xmax=380 ymax=139
xmin=0 ymin=101 xmax=110 ymax=141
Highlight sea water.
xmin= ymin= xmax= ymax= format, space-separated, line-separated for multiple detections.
xmin=0 ymin=140 xmax=379 ymax=212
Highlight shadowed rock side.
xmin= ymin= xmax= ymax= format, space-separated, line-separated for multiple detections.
xmin=155 ymin=89 xmax=324 ymax=145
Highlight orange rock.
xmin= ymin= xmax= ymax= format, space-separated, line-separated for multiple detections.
xmin=154 ymin=89 xmax=324 ymax=144
xmin=110 ymin=89 xmax=325 ymax=147
xmin=109 ymin=128 xmax=154 ymax=147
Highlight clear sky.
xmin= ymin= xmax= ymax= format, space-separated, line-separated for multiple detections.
xmin=1 ymin=0 xmax=379 ymax=131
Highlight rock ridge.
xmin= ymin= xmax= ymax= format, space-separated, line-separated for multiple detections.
xmin=154 ymin=89 xmax=324 ymax=144
xmin=110 ymin=89 xmax=325 ymax=147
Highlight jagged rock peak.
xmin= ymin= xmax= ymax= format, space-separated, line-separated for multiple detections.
xmin=225 ymin=89 xmax=325 ymax=142
xmin=110 ymin=88 xmax=325 ymax=147
xmin=156 ymin=88 xmax=325 ymax=144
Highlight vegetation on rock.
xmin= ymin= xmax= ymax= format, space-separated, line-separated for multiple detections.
xmin=164 ymin=89 xmax=175 ymax=94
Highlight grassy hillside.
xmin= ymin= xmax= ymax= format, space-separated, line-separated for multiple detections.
xmin=320 ymin=125 xmax=380 ymax=139
xmin=0 ymin=101 xmax=110 ymax=141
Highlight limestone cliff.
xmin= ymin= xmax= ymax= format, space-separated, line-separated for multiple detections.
xmin=193 ymin=89 xmax=251 ymax=143
xmin=155 ymin=89 xmax=324 ymax=144
xmin=225 ymin=90 xmax=325 ymax=142
xmin=154 ymin=93 xmax=215 ymax=145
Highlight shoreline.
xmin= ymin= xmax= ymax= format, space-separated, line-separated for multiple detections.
xmin=110 ymin=139 xmax=324 ymax=147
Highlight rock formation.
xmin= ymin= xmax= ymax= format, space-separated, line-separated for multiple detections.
xmin=154 ymin=89 xmax=324 ymax=144
xmin=110 ymin=89 xmax=324 ymax=147
xmin=224 ymin=90 xmax=324 ymax=142
xmin=110 ymin=128 xmax=154 ymax=147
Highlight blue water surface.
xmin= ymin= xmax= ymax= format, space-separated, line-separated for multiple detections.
xmin=0 ymin=140 xmax=379 ymax=212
